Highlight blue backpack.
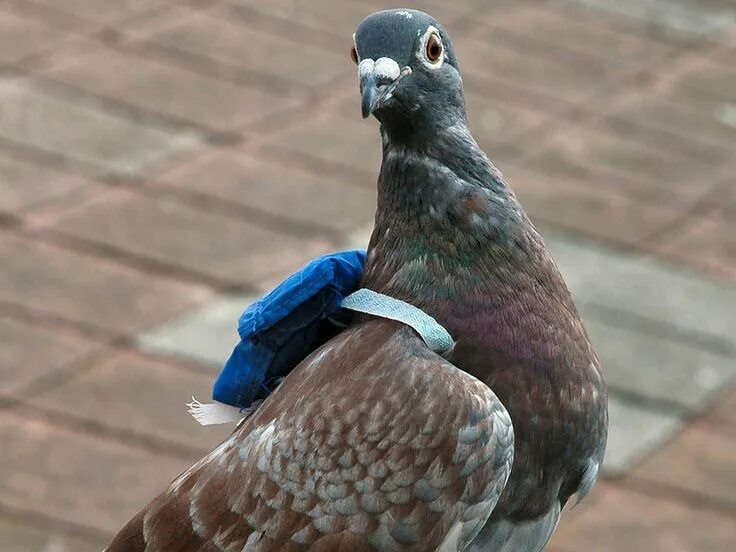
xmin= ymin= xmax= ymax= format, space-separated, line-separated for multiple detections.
xmin=213 ymin=249 xmax=366 ymax=410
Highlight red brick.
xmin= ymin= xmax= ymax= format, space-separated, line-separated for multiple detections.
xmin=262 ymin=110 xmax=381 ymax=177
xmin=0 ymin=232 xmax=211 ymax=334
xmin=232 ymin=0 xmax=375 ymax=36
xmin=464 ymin=87 xmax=552 ymax=152
xmin=704 ymin=383 xmax=736 ymax=439
xmin=43 ymin=44 xmax=297 ymax=131
xmin=42 ymin=188 xmax=333 ymax=286
xmin=344 ymin=0 xmax=470 ymax=25
xmin=28 ymin=350 xmax=232 ymax=450
xmin=0 ymin=408 xmax=192 ymax=534
xmin=526 ymin=123 xmax=723 ymax=207
xmin=610 ymin=91 xmax=736 ymax=150
xmin=0 ymin=516 xmax=105 ymax=552
xmin=28 ymin=0 xmax=166 ymax=25
xmin=0 ymin=154 xmax=94 ymax=213
xmin=655 ymin=211 xmax=736 ymax=281
xmin=505 ymin=164 xmax=682 ymax=247
xmin=679 ymin=51 xmax=736 ymax=104
xmin=0 ymin=316 xmax=99 ymax=393
xmin=479 ymin=4 xmax=675 ymax=67
xmin=157 ymin=148 xmax=377 ymax=232
xmin=230 ymin=0 xmax=466 ymax=44
xmin=550 ymin=483 xmax=736 ymax=551
xmin=146 ymin=8 xmax=349 ymax=87
xmin=632 ymin=422 xmax=736 ymax=507
xmin=0 ymin=78 xmax=200 ymax=177
xmin=0 ymin=10 xmax=75 ymax=64
xmin=456 ymin=33 xmax=610 ymax=102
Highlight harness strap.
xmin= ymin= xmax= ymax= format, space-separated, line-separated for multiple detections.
xmin=341 ymin=288 xmax=454 ymax=353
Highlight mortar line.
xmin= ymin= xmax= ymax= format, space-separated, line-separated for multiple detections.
xmin=0 ymin=502 xmax=112 ymax=544
xmin=617 ymin=476 xmax=736 ymax=518
xmin=0 ymin=299 xmax=229 ymax=380
xmin=644 ymin=175 xmax=735 ymax=249
xmin=1 ymin=396 xmax=210 ymax=460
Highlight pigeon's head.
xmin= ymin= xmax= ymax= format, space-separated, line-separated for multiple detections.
xmin=352 ymin=9 xmax=464 ymax=133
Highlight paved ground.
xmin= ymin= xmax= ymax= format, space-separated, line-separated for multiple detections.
xmin=0 ymin=0 xmax=735 ymax=550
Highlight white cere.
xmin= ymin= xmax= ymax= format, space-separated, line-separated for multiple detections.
xmin=395 ymin=9 xmax=413 ymax=19
xmin=358 ymin=57 xmax=401 ymax=81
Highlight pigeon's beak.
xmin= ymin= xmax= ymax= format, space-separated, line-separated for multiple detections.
xmin=360 ymin=73 xmax=383 ymax=119
xmin=358 ymin=58 xmax=411 ymax=119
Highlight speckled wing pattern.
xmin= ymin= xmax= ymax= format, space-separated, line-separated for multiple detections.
xmin=107 ymin=320 xmax=514 ymax=551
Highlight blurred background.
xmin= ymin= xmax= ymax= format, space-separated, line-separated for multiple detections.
xmin=0 ymin=0 xmax=734 ymax=550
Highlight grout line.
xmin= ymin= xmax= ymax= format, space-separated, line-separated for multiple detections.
xmin=580 ymin=302 xmax=736 ymax=358
xmin=2 ymin=395 xmax=211 ymax=460
xmin=13 ymin=348 xmax=116 ymax=400
xmin=0 ymin=299 xmax=225 ymax=382
xmin=139 ymin=183 xmax=347 ymax=241
xmin=606 ymin=388 xmax=692 ymax=418
xmin=12 ymin=340 xmax=220 ymax=399
xmin=698 ymin=380 xmax=736 ymax=434
xmin=463 ymin=73 xmax=588 ymax=119
xmin=106 ymin=32 xmax=308 ymax=99
xmin=505 ymin=154 xmax=713 ymax=211
xmin=2 ymin=0 xmax=101 ymax=34
xmin=553 ymin=0 xmax=736 ymax=50
xmin=644 ymin=175 xmax=734 ymax=249
xmin=9 ymin=40 xmax=337 ymax=155
xmin=223 ymin=2 xmax=343 ymax=52
xmin=617 ymin=475 xmax=736 ymax=518
xmin=19 ymin=70 xmax=218 ymax=135
xmin=20 ymin=170 xmax=347 ymax=244
xmin=0 ymin=64 xmax=360 ymax=189
xmin=531 ymin=217 xmax=683 ymax=259
xmin=8 ymin=223 xmax=256 ymax=293
xmin=0 ymin=299 xmax=133 ymax=346
xmin=0 ymin=134 xmax=108 ymax=179
xmin=498 ymin=8 xmax=735 ymax=165
xmin=2 ymin=0 xmax=222 ymax=72
xmin=254 ymin=142 xmax=376 ymax=187
xmin=601 ymin=111 xmax=730 ymax=162
xmin=0 ymin=502 xmax=112 ymax=544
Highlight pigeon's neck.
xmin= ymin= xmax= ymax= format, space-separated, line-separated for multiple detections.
xmin=362 ymin=121 xmax=565 ymax=333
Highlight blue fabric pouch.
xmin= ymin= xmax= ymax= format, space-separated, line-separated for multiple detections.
xmin=212 ymin=249 xmax=366 ymax=410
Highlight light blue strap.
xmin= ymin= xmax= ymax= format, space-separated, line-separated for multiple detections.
xmin=341 ymin=288 xmax=454 ymax=353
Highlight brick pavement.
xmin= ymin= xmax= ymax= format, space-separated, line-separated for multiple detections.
xmin=0 ymin=0 xmax=734 ymax=550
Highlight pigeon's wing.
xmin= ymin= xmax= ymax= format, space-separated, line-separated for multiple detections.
xmin=107 ymin=321 xmax=514 ymax=552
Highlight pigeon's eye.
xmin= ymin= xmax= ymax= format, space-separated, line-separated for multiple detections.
xmin=350 ymin=45 xmax=359 ymax=65
xmin=425 ymin=33 xmax=443 ymax=63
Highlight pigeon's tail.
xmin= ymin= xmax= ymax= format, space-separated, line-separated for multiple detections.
xmin=467 ymin=502 xmax=561 ymax=552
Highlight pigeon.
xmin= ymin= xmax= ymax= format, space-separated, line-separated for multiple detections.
xmin=107 ymin=8 xmax=607 ymax=552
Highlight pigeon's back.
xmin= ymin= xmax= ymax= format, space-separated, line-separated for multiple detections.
xmin=107 ymin=319 xmax=514 ymax=551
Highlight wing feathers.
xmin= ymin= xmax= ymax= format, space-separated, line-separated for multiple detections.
xmin=107 ymin=321 xmax=513 ymax=551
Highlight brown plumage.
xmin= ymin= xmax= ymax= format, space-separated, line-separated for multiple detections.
xmin=108 ymin=322 xmax=513 ymax=551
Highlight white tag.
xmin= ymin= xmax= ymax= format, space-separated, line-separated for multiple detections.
xmin=187 ymin=397 xmax=250 ymax=426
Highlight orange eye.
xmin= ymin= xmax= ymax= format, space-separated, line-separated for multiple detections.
xmin=426 ymin=33 xmax=443 ymax=63
xmin=350 ymin=45 xmax=359 ymax=65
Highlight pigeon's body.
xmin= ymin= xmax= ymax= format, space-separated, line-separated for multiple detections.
xmin=109 ymin=321 xmax=514 ymax=551
xmin=108 ymin=9 xmax=606 ymax=551
xmin=364 ymin=121 xmax=607 ymax=550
